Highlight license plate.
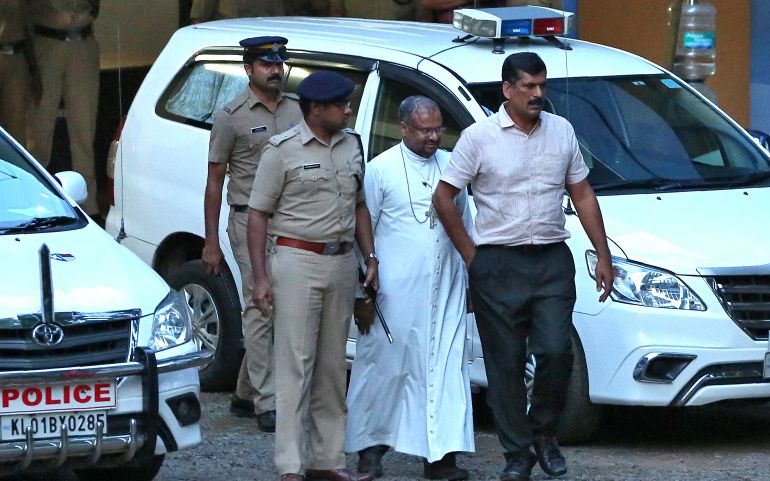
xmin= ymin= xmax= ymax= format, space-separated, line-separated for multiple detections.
xmin=1 ymin=411 xmax=107 ymax=441
xmin=764 ymin=352 xmax=770 ymax=379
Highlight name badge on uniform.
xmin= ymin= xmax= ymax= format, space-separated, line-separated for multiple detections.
xmin=303 ymin=163 xmax=321 ymax=170
xmin=251 ymin=125 xmax=268 ymax=133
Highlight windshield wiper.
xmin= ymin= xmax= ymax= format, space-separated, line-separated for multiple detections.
xmin=0 ymin=216 xmax=79 ymax=234
xmin=591 ymin=178 xmax=682 ymax=193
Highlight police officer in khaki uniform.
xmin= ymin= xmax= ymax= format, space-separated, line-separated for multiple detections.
xmin=0 ymin=0 xmax=40 ymax=143
xmin=247 ymin=71 xmax=378 ymax=481
xmin=190 ymin=0 xmax=284 ymax=23
xmin=204 ymin=36 xmax=301 ymax=432
xmin=328 ymin=0 xmax=423 ymax=21
xmin=26 ymin=0 xmax=100 ymax=217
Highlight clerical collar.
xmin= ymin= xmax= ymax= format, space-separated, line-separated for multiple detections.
xmin=400 ymin=141 xmax=434 ymax=163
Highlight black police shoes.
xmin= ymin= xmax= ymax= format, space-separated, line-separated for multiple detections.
xmin=423 ymin=452 xmax=469 ymax=480
xmin=533 ymin=435 xmax=567 ymax=477
xmin=257 ymin=410 xmax=277 ymax=433
xmin=500 ymin=450 xmax=537 ymax=481
xmin=357 ymin=445 xmax=388 ymax=478
xmin=229 ymin=394 xmax=256 ymax=418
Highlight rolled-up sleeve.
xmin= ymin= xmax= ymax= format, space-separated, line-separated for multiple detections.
xmin=248 ymin=144 xmax=284 ymax=214
xmin=441 ymin=128 xmax=478 ymax=191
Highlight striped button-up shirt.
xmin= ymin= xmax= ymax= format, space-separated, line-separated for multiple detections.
xmin=441 ymin=104 xmax=588 ymax=247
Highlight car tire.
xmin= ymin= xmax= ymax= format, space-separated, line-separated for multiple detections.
xmin=75 ymin=454 xmax=164 ymax=481
xmin=167 ymin=260 xmax=243 ymax=392
xmin=557 ymin=330 xmax=602 ymax=444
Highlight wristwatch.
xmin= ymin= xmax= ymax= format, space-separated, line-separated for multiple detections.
xmin=365 ymin=252 xmax=378 ymax=264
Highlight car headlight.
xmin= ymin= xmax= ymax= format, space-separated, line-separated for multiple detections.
xmin=586 ymin=251 xmax=706 ymax=310
xmin=148 ymin=289 xmax=193 ymax=351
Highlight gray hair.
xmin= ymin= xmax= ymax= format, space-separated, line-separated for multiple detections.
xmin=399 ymin=96 xmax=440 ymax=124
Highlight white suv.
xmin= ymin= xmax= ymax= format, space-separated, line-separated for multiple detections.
xmin=107 ymin=11 xmax=770 ymax=442
xmin=1 ymin=127 xmax=210 ymax=479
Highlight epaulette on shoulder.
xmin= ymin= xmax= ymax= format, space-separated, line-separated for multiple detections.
xmin=343 ymin=128 xmax=361 ymax=137
xmin=268 ymin=126 xmax=299 ymax=146
xmin=222 ymin=92 xmax=248 ymax=115
xmin=283 ymin=92 xmax=299 ymax=101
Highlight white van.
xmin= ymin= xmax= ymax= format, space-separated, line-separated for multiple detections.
xmin=0 ymin=127 xmax=210 ymax=479
xmin=106 ymin=9 xmax=770 ymax=441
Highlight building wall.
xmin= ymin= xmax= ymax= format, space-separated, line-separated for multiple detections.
xmin=750 ymin=0 xmax=770 ymax=132
xmin=578 ymin=0 xmax=750 ymax=126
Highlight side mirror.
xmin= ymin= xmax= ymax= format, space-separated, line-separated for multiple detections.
xmin=54 ymin=171 xmax=88 ymax=205
xmin=748 ymin=129 xmax=770 ymax=152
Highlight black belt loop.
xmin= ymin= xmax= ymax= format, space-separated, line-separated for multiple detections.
xmin=231 ymin=204 xmax=248 ymax=213
xmin=34 ymin=24 xmax=93 ymax=42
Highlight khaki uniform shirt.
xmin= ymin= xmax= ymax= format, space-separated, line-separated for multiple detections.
xmin=29 ymin=0 xmax=97 ymax=29
xmin=329 ymin=0 xmax=417 ymax=21
xmin=209 ymin=87 xmax=301 ymax=207
xmin=249 ymin=120 xmax=365 ymax=243
xmin=0 ymin=1 xmax=28 ymax=42
xmin=191 ymin=0 xmax=284 ymax=21
xmin=505 ymin=0 xmax=564 ymax=8
xmin=442 ymin=104 xmax=588 ymax=247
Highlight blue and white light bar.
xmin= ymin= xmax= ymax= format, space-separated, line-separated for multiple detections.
xmin=452 ymin=6 xmax=575 ymax=39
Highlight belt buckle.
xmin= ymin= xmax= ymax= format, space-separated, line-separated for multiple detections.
xmin=322 ymin=242 xmax=340 ymax=255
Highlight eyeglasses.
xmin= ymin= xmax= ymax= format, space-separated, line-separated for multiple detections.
xmin=406 ymin=124 xmax=446 ymax=136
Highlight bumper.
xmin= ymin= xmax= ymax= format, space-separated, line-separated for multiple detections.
xmin=0 ymin=347 xmax=212 ymax=472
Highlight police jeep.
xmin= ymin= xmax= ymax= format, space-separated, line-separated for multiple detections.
xmin=107 ymin=7 xmax=770 ymax=442
xmin=0 ymin=126 xmax=211 ymax=478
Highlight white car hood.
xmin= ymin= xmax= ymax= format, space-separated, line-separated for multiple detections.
xmin=600 ymin=187 xmax=770 ymax=275
xmin=0 ymin=225 xmax=168 ymax=318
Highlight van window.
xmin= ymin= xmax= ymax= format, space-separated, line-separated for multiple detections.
xmin=468 ymin=75 xmax=770 ymax=193
xmin=370 ymin=77 xmax=462 ymax=159
xmin=157 ymin=54 xmax=368 ymax=129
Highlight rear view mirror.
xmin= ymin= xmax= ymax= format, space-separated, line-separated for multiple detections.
xmin=748 ymin=129 xmax=770 ymax=152
xmin=54 ymin=171 xmax=88 ymax=205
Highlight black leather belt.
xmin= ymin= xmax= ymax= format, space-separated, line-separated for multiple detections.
xmin=478 ymin=242 xmax=563 ymax=253
xmin=0 ymin=40 xmax=24 ymax=55
xmin=34 ymin=24 xmax=93 ymax=42
xmin=231 ymin=205 xmax=248 ymax=213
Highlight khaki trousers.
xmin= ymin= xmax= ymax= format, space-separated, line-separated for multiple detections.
xmin=227 ymin=209 xmax=275 ymax=414
xmin=270 ymin=245 xmax=357 ymax=475
xmin=0 ymin=52 xmax=30 ymax=142
xmin=26 ymin=34 xmax=99 ymax=214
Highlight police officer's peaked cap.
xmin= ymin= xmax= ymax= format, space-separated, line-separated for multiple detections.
xmin=240 ymin=36 xmax=288 ymax=62
xmin=296 ymin=71 xmax=355 ymax=103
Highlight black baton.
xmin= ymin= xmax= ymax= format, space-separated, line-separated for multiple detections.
xmin=358 ymin=266 xmax=393 ymax=343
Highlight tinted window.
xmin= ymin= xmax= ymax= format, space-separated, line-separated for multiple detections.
xmin=469 ymin=75 xmax=770 ymax=193
xmin=369 ymin=77 xmax=462 ymax=160
xmin=158 ymin=53 xmax=369 ymax=129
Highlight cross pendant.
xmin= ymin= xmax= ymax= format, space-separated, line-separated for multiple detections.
xmin=427 ymin=205 xmax=437 ymax=229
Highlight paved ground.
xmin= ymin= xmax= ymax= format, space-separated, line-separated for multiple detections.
xmin=8 ymin=392 xmax=770 ymax=481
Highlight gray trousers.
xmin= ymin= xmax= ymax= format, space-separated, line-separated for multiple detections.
xmin=469 ymin=242 xmax=576 ymax=455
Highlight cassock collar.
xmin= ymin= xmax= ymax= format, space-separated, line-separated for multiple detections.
xmin=400 ymin=141 xmax=435 ymax=164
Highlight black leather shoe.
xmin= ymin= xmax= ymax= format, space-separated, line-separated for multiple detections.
xmin=256 ymin=410 xmax=276 ymax=432
xmin=500 ymin=451 xmax=537 ymax=481
xmin=229 ymin=394 xmax=256 ymax=418
xmin=533 ymin=435 xmax=567 ymax=477
xmin=423 ymin=452 xmax=469 ymax=480
xmin=358 ymin=445 xmax=388 ymax=478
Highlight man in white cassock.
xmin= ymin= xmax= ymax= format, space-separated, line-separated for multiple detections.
xmin=345 ymin=96 xmax=474 ymax=481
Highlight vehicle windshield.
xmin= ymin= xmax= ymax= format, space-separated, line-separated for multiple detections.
xmin=468 ymin=75 xmax=770 ymax=194
xmin=0 ymin=133 xmax=79 ymax=234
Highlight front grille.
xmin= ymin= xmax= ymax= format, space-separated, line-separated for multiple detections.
xmin=706 ymin=276 xmax=770 ymax=340
xmin=0 ymin=310 xmax=140 ymax=371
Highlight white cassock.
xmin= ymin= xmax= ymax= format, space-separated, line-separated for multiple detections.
xmin=345 ymin=142 xmax=475 ymax=462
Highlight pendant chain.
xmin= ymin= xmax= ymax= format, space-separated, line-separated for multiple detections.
xmin=400 ymin=144 xmax=442 ymax=226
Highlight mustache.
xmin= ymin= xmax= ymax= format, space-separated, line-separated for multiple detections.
xmin=528 ymin=97 xmax=545 ymax=107
xmin=267 ymin=74 xmax=283 ymax=82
